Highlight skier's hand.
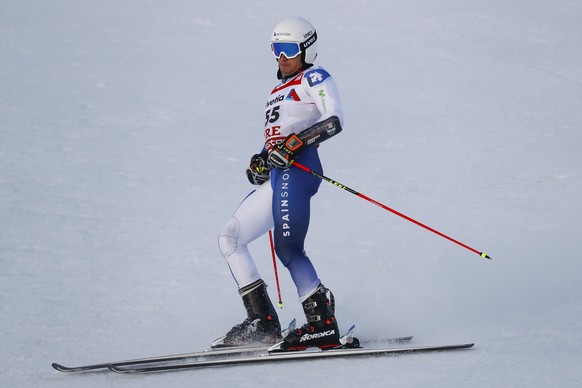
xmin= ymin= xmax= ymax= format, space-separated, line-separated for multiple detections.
xmin=267 ymin=133 xmax=304 ymax=169
xmin=246 ymin=153 xmax=270 ymax=185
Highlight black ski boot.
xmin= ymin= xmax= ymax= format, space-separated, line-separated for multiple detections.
xmin=213 ymin=279 xmax=282 ymax=348
xmin=281 ymin=284 xmax=340 ymax=350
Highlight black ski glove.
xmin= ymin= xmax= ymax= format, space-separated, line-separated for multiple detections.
xmin=267 ymin=133 xmax=304 ymax=169
xmin=246 ymin=153 xmax=270 ymax=185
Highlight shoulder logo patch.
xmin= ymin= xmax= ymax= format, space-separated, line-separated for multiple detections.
xmin=306 ymin=69 xmax=330 ymax=86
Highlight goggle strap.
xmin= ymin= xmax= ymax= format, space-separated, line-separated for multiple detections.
xmin=300 ymin=30 xmax=317 ymax=52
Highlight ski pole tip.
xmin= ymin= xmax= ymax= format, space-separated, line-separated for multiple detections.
xmin=480 ymin=252 xmax=492 ymax=260
xmin=278 ymin=302 xmax=284 ymax=309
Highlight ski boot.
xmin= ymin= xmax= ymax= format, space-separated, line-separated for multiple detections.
xmin=281 ymin=284 xmax=340 ymax=350
xmin=212 ymin=279 xmax=282 ymax=348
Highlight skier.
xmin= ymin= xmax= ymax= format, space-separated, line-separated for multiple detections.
xmin=216 ymin=17 xmax=344 ymax=350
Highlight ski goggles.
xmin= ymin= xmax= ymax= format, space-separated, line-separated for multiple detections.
xmin=271 ymin=31 xmax=317 ymax=60
xmin=271 ymin=42 xmax=302 ymax=59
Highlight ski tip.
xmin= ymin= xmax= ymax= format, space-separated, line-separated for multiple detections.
xmin=51 ymin=363 xmax=65 ymax=371
xmin=51 ymin=362 xmax=80 ymax=373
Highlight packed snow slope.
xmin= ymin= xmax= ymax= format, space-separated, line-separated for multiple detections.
xmin=1 ymin=0 xmax=581 ymax=387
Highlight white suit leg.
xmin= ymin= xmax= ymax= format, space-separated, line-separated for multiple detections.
xmin=218 ymin=182 xmax=274 ymax=289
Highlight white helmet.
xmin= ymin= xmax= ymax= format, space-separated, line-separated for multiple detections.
xmin=271 ymin=17 xmax=318 ymax=64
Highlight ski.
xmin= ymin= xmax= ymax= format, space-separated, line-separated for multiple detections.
xmin=51 ymin=335 xmax=413 ymax=373
xmin=108 ymin=343 xmax=475 ymax=373
xmin=51 ymin=344 xmax=266 ymax=373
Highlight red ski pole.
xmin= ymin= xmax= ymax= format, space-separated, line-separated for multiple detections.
xmin=268 ymin=230 xmax=284 ymax=307
xmin=292 ymin=162 xmax=491 ymax=260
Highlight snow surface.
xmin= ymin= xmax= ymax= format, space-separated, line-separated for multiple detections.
xmin=1 ymin=0 xmax=581 ymax=386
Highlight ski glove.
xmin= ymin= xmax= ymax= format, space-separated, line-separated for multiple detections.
xmin=267 ymin=133 xmax=304 ymax=169
xmin=246 ymin=153 xmax=270 ymax=185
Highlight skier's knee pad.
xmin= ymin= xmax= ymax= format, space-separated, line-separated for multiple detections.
xmin=274 ymin=240 xmax=303 ymax=267
xmin=218 ymin=217 xmax=240 ymax=258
